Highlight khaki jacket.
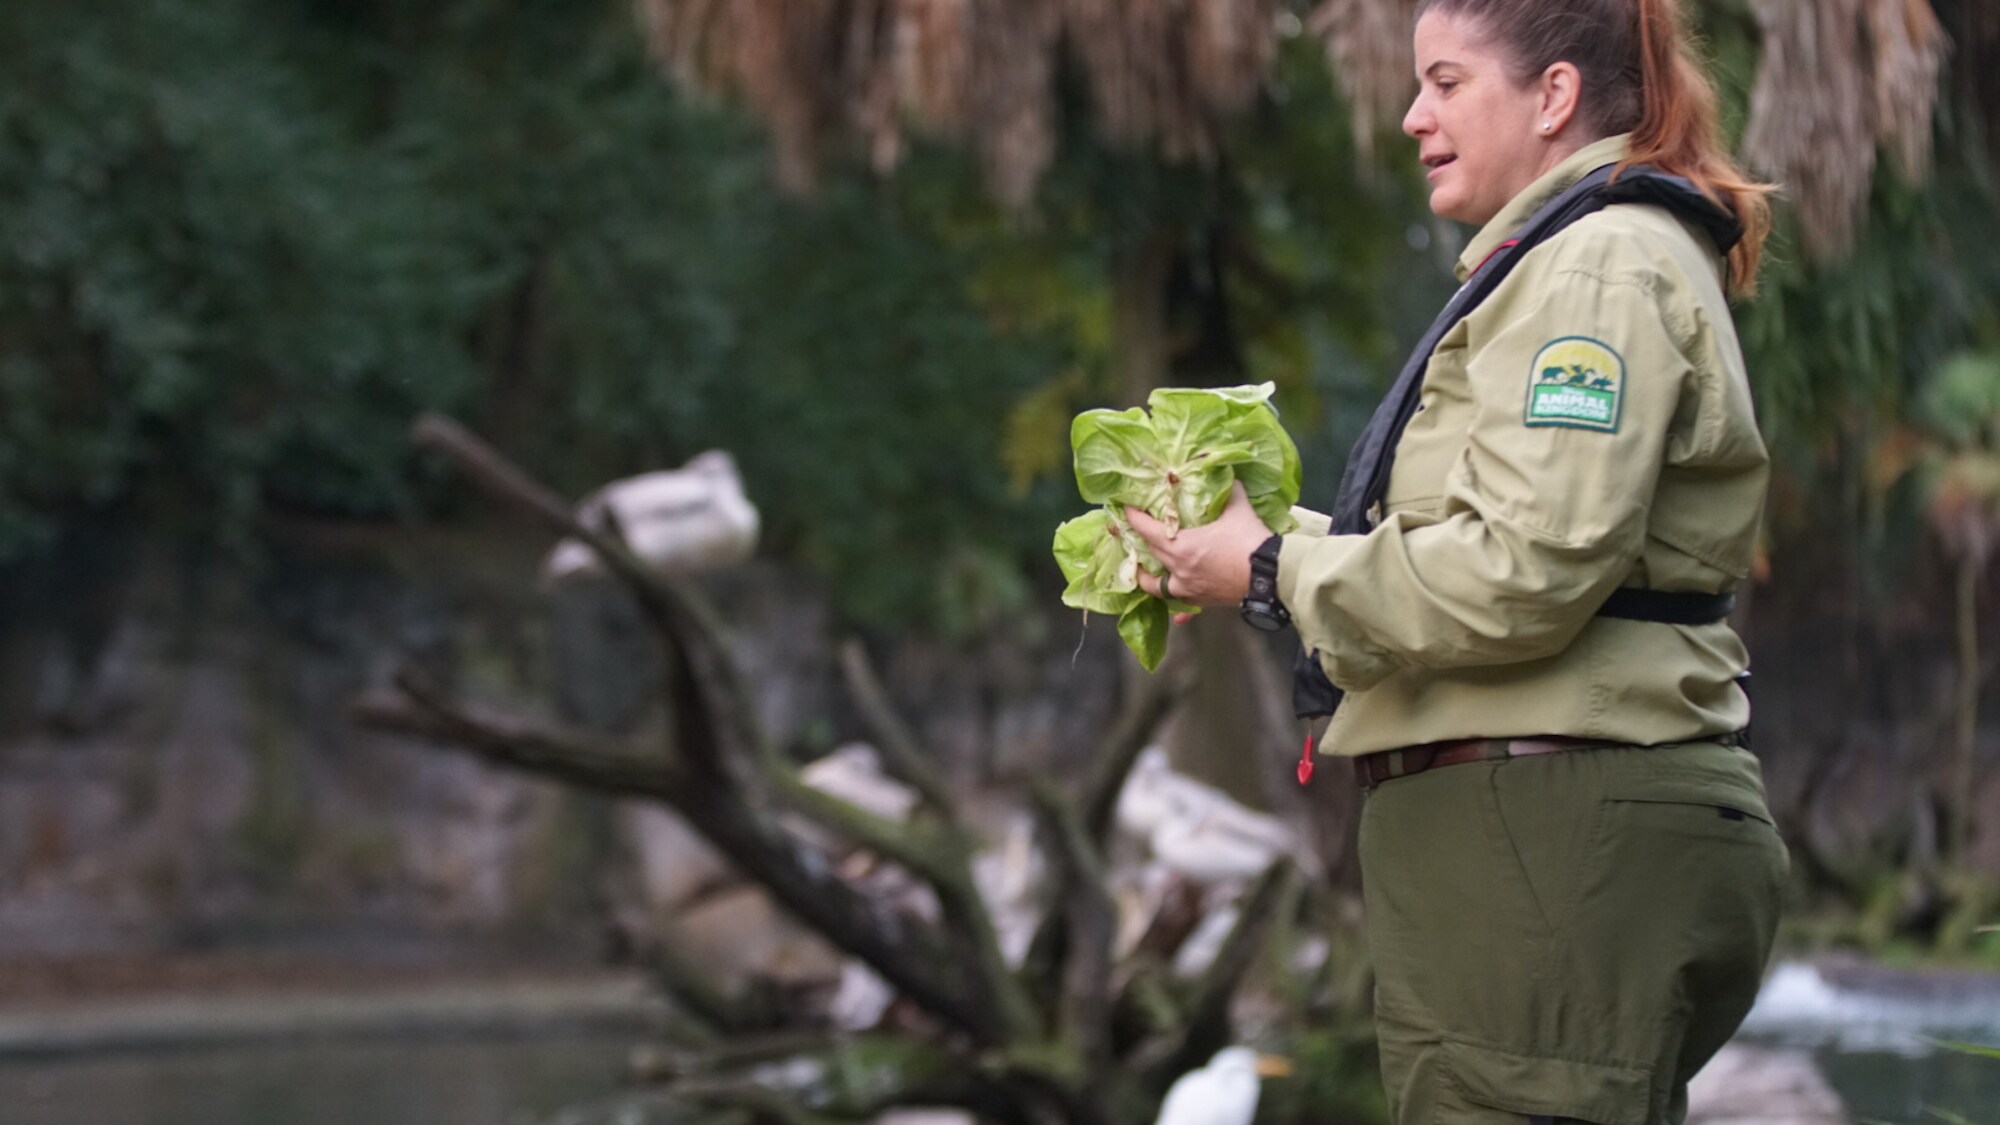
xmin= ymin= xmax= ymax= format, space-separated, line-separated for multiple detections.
xmin=1278 ymin=136 xmax=1767 ymax=758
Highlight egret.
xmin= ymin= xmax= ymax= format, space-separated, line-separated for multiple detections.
xmin=1153 ymin=1046 xmax=1291 ymax=1125
xmin=971 ymin=810 xmax=1044 ymax=966
xmin=1116 ymin=747 xmax=1297 ymax=888
xmin=827 ymin=961 xmax=896 ymax=1031
xmin=543 ymin=450 xmax=759 ymax=582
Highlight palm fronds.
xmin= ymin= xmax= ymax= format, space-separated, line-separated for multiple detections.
xmin=634 ymin=0 xmax=1279 ymax=206
xmin=1742 ymin=0 xmax=1946 ymax=261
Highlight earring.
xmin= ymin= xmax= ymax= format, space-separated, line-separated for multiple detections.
xmin=1542 ymin=121 xmax=1552 ymax=132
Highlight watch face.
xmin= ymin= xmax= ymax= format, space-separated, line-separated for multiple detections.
xmin=1240 ymin=603 xmax=1288 ymax=632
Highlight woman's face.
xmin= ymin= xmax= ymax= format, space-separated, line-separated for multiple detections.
xmin=1402 ymin=10 xmax=1552 ymax=226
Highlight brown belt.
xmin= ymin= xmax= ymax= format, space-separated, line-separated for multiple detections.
xmin=1352 ymin=736 xmax=1610 ymax=789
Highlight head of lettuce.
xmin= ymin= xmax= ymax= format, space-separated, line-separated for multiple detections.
xmin=1052 ymin=383 xmax=1302 ymax=670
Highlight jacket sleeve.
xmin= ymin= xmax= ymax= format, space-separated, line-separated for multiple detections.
xmin=1274 ymin=241 xmax=1693 ymax=692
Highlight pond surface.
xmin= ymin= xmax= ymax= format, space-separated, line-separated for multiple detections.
xmin=3 ymin=1032 xmax=1995 ymax=1125
xmin=2 ymin=959 xmax=1996 ymax=1125
xmin=1810 ymin=1044 xmax=2000 ymax=1123
xmin=0 ymin=1032 xmax=638 ymax=1125
xmin=1740 ymin=960 xmax=2000 ymax=1123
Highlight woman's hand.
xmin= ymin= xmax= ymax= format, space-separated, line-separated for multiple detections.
xmin=1124 ymin=481 xmax=1271 ymax=608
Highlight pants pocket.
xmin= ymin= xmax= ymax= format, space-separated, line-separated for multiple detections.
xmin=1439 ymin=1038 xmax=1653 ymax=1125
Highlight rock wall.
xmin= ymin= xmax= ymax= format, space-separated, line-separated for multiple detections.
xmin=0 ymin=513 xmax=1994 ymax=958
xmin=0 ymin=517 xmax=1125 ymax=956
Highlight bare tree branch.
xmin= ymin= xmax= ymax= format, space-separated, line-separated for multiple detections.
xmin=351 ymin=673 xmax=677 ymax=798
xmin=1080 ymin=660 xmax=1190 ymax=845
xmin=640 ymin=929 xmax=782 ymax=1039
xmin=837 ymin=638 xmax=956 ymax=818
xmin=1133 ymin=859 xmax=1297 ymax=1086
xmin=393 ymin=415 xmax=1029 ymax=1046
xmin=1032 ymin=781 xmax=1117 ymax=1082
xmin=412 ymin=414 xmax=766 ymax=769
xmin=832 ymin=638 xmax=1043 ymax=1041
xmin=357 ymin=647 xmax=995 ymax=1039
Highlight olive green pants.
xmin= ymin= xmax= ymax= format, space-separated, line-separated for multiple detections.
xmin=1358 ymin=741 xmax=1787 ymax=1125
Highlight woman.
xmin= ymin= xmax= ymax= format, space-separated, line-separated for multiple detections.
xmin=1123 ymin=1 xmax=1788 ymax=1121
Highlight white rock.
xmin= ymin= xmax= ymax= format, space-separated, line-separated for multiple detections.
xmin=800 ymin=743 xmax=920 ymax=824
xmin=1687 ymin=1044 xmax=1848 ymax=1124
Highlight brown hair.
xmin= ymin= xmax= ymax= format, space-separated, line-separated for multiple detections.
xmin=1417 ymin=0 xmax=1773 ymax=295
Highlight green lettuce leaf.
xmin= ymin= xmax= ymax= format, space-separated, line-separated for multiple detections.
xmin=1053 ymin=383 xmax=1303 ymax=670
xmin=1053 ymin=510 xmax=1144 ymax=617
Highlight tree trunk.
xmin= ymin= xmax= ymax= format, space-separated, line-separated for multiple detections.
xmin=1110 ymin=233 xmax=1175 ymax=408
xmin=1950 ymin=553 xmax=1980 ymax=863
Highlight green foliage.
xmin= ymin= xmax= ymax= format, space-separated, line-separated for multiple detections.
xmin=0 ymin=0 xmax=1078 ymax=629
xmin=0 ymin=0 xmax=484 ymax=552
xmin=4 ymin=0 xmax=1996 ymax=642
xmin=1922 ymin=352 xmax=2000 ymax=452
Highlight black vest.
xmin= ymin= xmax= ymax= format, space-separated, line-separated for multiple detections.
xmin=1292 ymin=164 xmax=1745 ymax=719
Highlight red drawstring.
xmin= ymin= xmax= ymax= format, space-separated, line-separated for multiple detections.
xmin=1474 ymin=237 xmax=1522 ymax=275
xmin=1297 ymin=726 xmax=1317 ymax=786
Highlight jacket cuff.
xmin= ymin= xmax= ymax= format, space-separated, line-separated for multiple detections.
xmin=1276 ymin=532 xmax=1400 ymax=691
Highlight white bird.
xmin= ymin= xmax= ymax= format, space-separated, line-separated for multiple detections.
xmin=1171 ymin=905 xmax=1240 ymax=978
xmin=1147 ymin=811 xmax=1291 ymax=887
xmin=1117 ymin=747 xmax=1297 ymax=888
xmin=1154 ymin=1046 xmax=1291 ymax=1125
xmin=799 ymin=743 xmax=920 ymax=824
xmin=827 ymin=961 xmax=897 ymax=1031
xmin=971 ymin=811 xmax=1046 ymax=967
xmin=1115 ymin=746 xmax=1197 ymax=837
xmin=542 ymin=450 xmax=759 ymax=582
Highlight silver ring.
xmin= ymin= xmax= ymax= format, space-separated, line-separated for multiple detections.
xmin=1159 ymin=572 xmax=1173 ymax=600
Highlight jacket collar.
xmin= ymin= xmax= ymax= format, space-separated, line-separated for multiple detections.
xmin=1455 ymin=134 xmax=1632 ymax=282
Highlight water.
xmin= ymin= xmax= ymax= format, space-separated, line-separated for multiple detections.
xmin=0 ymin=963 xmax=1994 ymax=1124
xmin=1740 ymin=961 xmax=2000 ymax=1123
xmin=1811 ymin=1046 xmax=2000 ymax=1123
xmin=0 ymin=1033 xmax=639 ymax=1125
xmin=4 ymin=1033 xmax=1992 ymax=1125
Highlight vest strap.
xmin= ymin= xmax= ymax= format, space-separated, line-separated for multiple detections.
xmin=1291 ymin=163 xmax=1748 ymax=720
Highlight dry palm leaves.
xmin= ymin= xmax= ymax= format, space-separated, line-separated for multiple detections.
xmin=637 ymin=0 xmax=1953 ymax=262
xmin=1307 ymin=0 xmax=1417 ymax=155
xmin=634 ymin=0 xmax=1276 ymax=207
xmin=1742 ymin=0 xmax=1946 ymax=262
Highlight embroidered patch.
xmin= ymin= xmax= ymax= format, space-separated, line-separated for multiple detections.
xmin=1525 ymin=336 xmax=1625 ymax=432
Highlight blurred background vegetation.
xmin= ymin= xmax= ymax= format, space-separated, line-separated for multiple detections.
xmin=2 ymin=1 xmax=1999 ymax=1121
xmin=2 ymin=0 xmax=1994 ymax=616
xmin=2 ymin=0 xmax=1998 ymax=944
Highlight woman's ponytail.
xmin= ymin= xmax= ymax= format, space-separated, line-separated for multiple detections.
xmin=1624 ymin=0 xmax=1773 ymax=294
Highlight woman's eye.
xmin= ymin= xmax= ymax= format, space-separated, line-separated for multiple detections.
xmin=1434 ymin=80 xmax=1457 ymax=94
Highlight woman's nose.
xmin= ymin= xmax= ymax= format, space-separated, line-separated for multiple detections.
xmin=1402 ymin=95 xmax=1432 ymax=139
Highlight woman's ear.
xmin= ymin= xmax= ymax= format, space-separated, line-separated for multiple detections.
xmin=1539 ymin=60 xmax=1582 ymax=135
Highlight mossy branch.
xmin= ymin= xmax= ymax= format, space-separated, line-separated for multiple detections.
xmin=1133 ymin=859 xmax=1297 ymax=1087
xmin=389 ymin=415 xmax=1037 ymax=1047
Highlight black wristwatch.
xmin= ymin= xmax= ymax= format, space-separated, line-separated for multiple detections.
xmin=1240 ymin=535 xmax=1291 ymax=632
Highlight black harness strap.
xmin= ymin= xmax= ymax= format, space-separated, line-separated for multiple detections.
xmin=1597 ymin=587 xmax=1737 ymax=626
xmin=1293 ymin=164 xmax=1745 ymax=720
